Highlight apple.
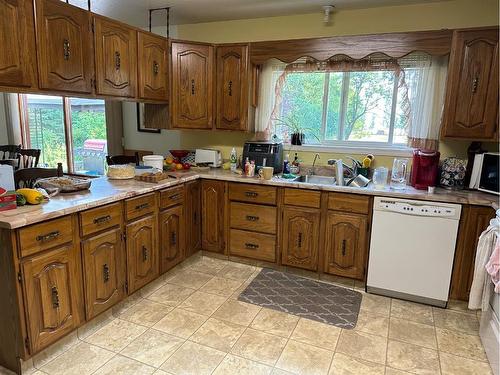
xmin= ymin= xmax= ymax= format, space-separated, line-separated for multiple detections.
xmin=183 ymin=162 xmax=191 ymax=170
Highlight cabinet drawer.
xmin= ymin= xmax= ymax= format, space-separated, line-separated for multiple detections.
xmin=328 ymin=193 xmax=371 ymax=214
xmin=229 ymin=183 xmax=277 ymax=205
xmin=19 ymin=216 xmax=73 ymax=258
xmin=80 ymin=202 xmax=123 ymax=237
xmin=160 ymin=185 xmax=184 ymax=210
xmin=284 ymin=189 xmax=321 ymax=208
xmin=229 ymin=229 xmax=276 ymax=262
xmin=125 ymin=193 xmax=156 ymax=221
xmin=230 ymin=202 xmax=277 ymax=234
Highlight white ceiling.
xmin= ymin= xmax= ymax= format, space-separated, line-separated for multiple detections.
xmin=71 ymin=0 xmax=447 ymax=28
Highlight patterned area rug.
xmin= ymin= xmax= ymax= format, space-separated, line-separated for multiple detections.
xmin=238 ymin=268 xmax=362 ymax=329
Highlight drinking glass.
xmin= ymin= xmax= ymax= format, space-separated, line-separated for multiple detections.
xmin=373 ymin=167 xmax=388 ymax=188
xmin=390 ymin=158 xmax=409 ymax=190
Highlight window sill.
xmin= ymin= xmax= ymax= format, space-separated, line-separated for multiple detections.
xmin=282 ymin=144 xmax=414 ymax=157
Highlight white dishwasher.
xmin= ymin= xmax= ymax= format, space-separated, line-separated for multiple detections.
xmin=367 ymin=197 xmax=461 ymax=307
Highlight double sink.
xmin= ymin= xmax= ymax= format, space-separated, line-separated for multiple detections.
xmin=287 ymin=174 xmax=370 ymax=188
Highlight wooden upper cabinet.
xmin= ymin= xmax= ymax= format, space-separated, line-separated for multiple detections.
xmin=281 ymin=206 xmax=320 ymax=271
xmin=94 ymin=16 xmax=137 ymax=97
xmin=216 ymin=44 xmax=249 ymax=130
xmin=0 ymin=0 xmax=37 ymax=89
xmin=185 ymin=180 xmax=201 ymax=257
xmin=22 ymin=244 xmax=83 ymax=353
xmin=441 ymin=28 xmax=499 ymax=140
xmin=201 ymin=180 xmax=225 ymax=252
xmin=171 ymin=42 xmax=214 ymax=129
xmin=159 ymin=205 xmax=184 ymax=273
xmin=35 ymin=0 xmax=93 ymax=93
xmin=138 ymin=31 xmax=168 ymax=101
xmin=324 ymin=212 xmax=368 ymax=280
xmin=81 ymin=228 xmax=125 ymax=319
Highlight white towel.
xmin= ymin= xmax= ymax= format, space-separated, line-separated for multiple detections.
xmin=469 ymin=213 xmax=500 ymax=311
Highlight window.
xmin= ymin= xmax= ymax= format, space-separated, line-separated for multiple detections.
xmin=20 ymin=94 xmax=107 ymax=176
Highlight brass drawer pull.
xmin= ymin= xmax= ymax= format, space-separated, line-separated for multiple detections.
xmin=245 ymin=191 xmax=258 ymax=198
xmin=36 ymin=231 xmax=60 ymax=242
xmin=51 ymin=286 xmax=59 ymax=308
xmin=93 ymin=215 xmax=111 ymax=225
xmin=103 ymin=264 xmax=110 ymax=282
xmin=63 ymin=39 xmax=70 ymax=60
xmin=114 ymin=51 xmax=121 ymax=70
xmin=142 ymin=246 xmax=149 ymax=261
xmin=245 ymin=243 xmax=259 ymax=249
xmin=135 ymin=202 xmax=150 ymax=211
xmin=246 ymin=215 xmax=259 ymax=221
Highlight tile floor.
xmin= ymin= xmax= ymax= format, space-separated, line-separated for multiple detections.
xmin=1 ymin=255 xmax=493 ymax=375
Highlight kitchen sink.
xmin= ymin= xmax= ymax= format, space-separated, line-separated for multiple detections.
xmin=291 ymin=175 xmax=336 ymax=185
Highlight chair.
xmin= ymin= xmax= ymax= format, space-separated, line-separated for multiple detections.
xmin=17 ymin=148 xmax=41 ymax=169
xmin=14 ymin=163 xmax=63 ymax=189
xmin=106 ymin=153 xmax=139 ymax=166
xmin=0 ymin=144 xmax=20 ymax=161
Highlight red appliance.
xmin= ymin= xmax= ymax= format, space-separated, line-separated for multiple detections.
xmin=411 ymin=149 xmax=440 ymax=190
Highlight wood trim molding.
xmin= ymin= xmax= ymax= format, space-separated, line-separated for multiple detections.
xmin=250 ymin=29 xmax=453 ymax=64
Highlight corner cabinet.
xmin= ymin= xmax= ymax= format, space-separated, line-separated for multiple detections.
xmin=0 ymin=0 xmax=38 ymax=89
xmin=201 ymin=180 xmax=225 ymax=253
xmin=138 ymin=31 xmax=169 ymax=102
xmin=171 ymin=41 xmax=214 ymax=129
xmin=215 ymin=44 xmax=249 ymax=130
xmin=441 ymin=28 xmax=499 ymax=140
xmin=94 ymin=15 xmax=137 ymax=98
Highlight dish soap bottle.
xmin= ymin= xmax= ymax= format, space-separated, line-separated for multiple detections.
xmin=230 ymin=147 xmax=237 ymax=172
xmin=283 ymin=153 xmax=290 ymax=174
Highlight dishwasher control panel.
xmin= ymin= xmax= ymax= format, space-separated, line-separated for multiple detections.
xmin=377 ymin=199 xmax=459 ymax=218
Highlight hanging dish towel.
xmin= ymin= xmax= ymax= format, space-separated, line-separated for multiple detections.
xmin=485 ymin=237 xmax=500 ymax=293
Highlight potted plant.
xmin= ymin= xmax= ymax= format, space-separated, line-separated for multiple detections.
xmin=273 ymin=115 xmax=319 ymax=145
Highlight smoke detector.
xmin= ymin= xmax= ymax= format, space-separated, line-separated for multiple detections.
xmin=322 ymin=5 xmax=335 ymax=24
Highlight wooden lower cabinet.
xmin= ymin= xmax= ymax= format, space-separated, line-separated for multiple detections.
xmin=185 ymin=180 xmax=201 ymax=256
xmin=21 ymin=244 xmax=83 ymax=353
xmin=281 ymin=206 xmax=320 ymax=271
xmin=125 ymin=214 xmax=158 ymax=293
xmin=201 ymin=180 xmax=225 ymax=253
xmin=324 ymin=212 xmax=368 ymax=280
xmin=81 ymin=228 xmax=125 ymax=319
xmin=159 ymin=205 xmax=184 ymax=273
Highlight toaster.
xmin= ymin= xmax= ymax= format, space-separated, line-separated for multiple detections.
xmin=195 ymin=149 xmax=222 ymax=167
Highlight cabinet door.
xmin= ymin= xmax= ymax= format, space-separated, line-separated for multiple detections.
xmin=0 ymin=0 xmax=37 ymax=88
xmin=138 ymin=31 xmax=168 ymax=101
xmin=216 ymin=44 xmax=248 ymax=130
xmin=22 ymin=244 xmax=82 ymax=352
xmin=160 ymin=205 xmax=184 ymax=273
xmin=94 ymin=16 xmax=137 ymax=97
xmin=126 ymin=215 xmax=158 ymax=293
xmin=171 ymin=42 xmax=214 ymax=129
xmin=442 ymin=29 xmax=499 ymax=140
xmin=35 ymin=0 xmax=93 ymax=93
xmin=281 ymin=207 xmax=320 ymax=271
xmin=324 ymin=212 xmax=368 ymax=280
xmin=201 ymin=180 xmax=225 ymax=253
xmin=82 ymin=228 xmax=125 ymax=319
xmin=185 ymin=180 xmax=201 ymax=256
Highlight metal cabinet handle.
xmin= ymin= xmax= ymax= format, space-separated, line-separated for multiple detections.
xmin=297 ymin=232 xmax=302 ymax=248
xmin=246 ymin=215 xmax=259 ymax=221
xmin=142 ymin=245 xmax=149 ymax=261
xmin=169 ymin=194 xmax=180 ymax=201
xmin=245 ymin=243 xmax=259 ymax=249
xmin=341 ymin=239 xmax=346 ymax=256
xmin=228 ymin=80 xmax=233 ymax=96
xmin=51 ymin=286 xmax=59 ymax=308
xmin=472 ymin=77 xmax=479 ymax=93
xmin=191 ymin=79 xmax=195 ymax=95
xmin=93 ymin=215 xmax=111 ymax=225
xmin=245 ymin=191 xmax=258 ymax=197
xmin=63 ymin=39 xmax=70 ymax=60
xmin=36 ymin=231 xmax=60 ymax=242
xmin=135 ymin=203 xmax=149 ymax=210
xmin=114 ymin=51 xmax=121 ymax=70
xmin=153 ymin=61 xmax=159 ymax=75
xmin=171 ymin=231 xmax=177 ymax=246
xmin=103 ymin=264 xmax=110 ymax=282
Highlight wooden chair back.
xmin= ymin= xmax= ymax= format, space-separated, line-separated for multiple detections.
xmin=14 ymin=163 xmax=63 ymax=189
xmin=0 ymin=145 xmax=20 ymax=160
xmin=17 ymin=149 xmax=41 ymax=169
xmin=106 ymin=153 xmax=139 ymax=166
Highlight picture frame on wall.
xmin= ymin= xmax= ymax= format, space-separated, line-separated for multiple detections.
xmin=136 ymin=103 xmax=161 ymax=133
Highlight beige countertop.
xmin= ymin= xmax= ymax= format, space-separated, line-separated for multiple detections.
xmin=1 ymin=169 xmax=498 ymax=229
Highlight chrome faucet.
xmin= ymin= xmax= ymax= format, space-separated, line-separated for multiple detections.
xmin=327 ymin=158 xmax=358 ymax=178
xmin=309 ymin=153 xmax=321 ymax=175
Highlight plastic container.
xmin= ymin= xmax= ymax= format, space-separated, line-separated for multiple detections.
xmin=143 ymin=155 xmax=164 ymax=171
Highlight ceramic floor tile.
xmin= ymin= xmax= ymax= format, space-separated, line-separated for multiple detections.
xmin=231 ymin=328 xmax=287 ymax=366
xmin=436 ymin=327 xmax=487 ymax=361
xmin=153 ymin=308 xmax=208 ymax=339
xmin=84 ymin=318 xmax=147 ymax=352
xmin=270 ymin=369 xmax=295 ymax=375
xmin=432 ymin=308 xmax=480 ymax=335
xmin=178 ymin=290 xmax=227 ymax=315
xmin=275 ymin=339 xmax=333 ymax=375
xmin=446 ymin=300 xmax=476 ymax=315
xmin=390 ymin=299 xmax=434 ymax=325
xmin=329 ymin=352 xmax=385 ymax=375
xmin=250 ymin=308 xmax=299 ymax=338
xmin=336 ymin=330 xmax=387 ymax=365
xmin=212 ymin=354 xmax=272 ymax=375
xmin=439 ymin=352 xmax=493 ymax=375
xmin=92 ymin=355 xmax=155 ymax=375
xmin=212 ymin=299 xmax=262 ymax=326
xmin=290 ymin=318 xmax=341 ymax=350
xmin=190 ymin=318 xmax=246 ymax=352
xmin=138 ymin=275 xmax=168 ymax=298
xmin=167 ymin=270 xmax=213 ymax=289
xmin=199 ymin=276 xmax=244 ymax=297
xmin=352 ymin=310 xmax=389 ymax=337
xmin=386 ymin=340 xmax=440 ymax=375
xmin=120 ymin=329 xmax=184 ymax=367
xmin=147 ymin=283 xmax=196 ymax=307
xmin=217 ymin=263 xmax=256 ymax=281
xmin=32 ymin=331 xmax=79 ymax=368
xmin=40 ymin=342 xmax=114 ymax=375
xmin=160 ymin=340 xmax=226 ymax=375
xmin=111 ymin=292 xmax=143 ymax=317
xmin=119 ymin=299 xmax=172 ymax=327
xmin=385 ymin=368 xmax=413 ymax=375
xmin=389 ymin=317 xmax=437 ymax=349
xmin=187 ymin=258 xmax=228 ymax=275
xmin=359 ymin=293 xmax=391 ymax=316
xmin=77 ymin=310 xmax=115 ymax=340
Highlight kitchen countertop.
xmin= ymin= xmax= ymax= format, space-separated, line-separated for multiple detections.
xmin=0 ymin=169 xmax=497 ymax=229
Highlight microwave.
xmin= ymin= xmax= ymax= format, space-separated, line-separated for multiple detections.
xmin=469 ymin=152 xmax=499 ymax=195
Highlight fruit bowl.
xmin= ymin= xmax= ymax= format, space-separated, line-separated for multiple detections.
xmin=169 ymin=150 xmax=190 ymax=159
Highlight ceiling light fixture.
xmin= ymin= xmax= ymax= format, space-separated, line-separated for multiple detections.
xmin=322 ymin=5 xmax=335 ymax=25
